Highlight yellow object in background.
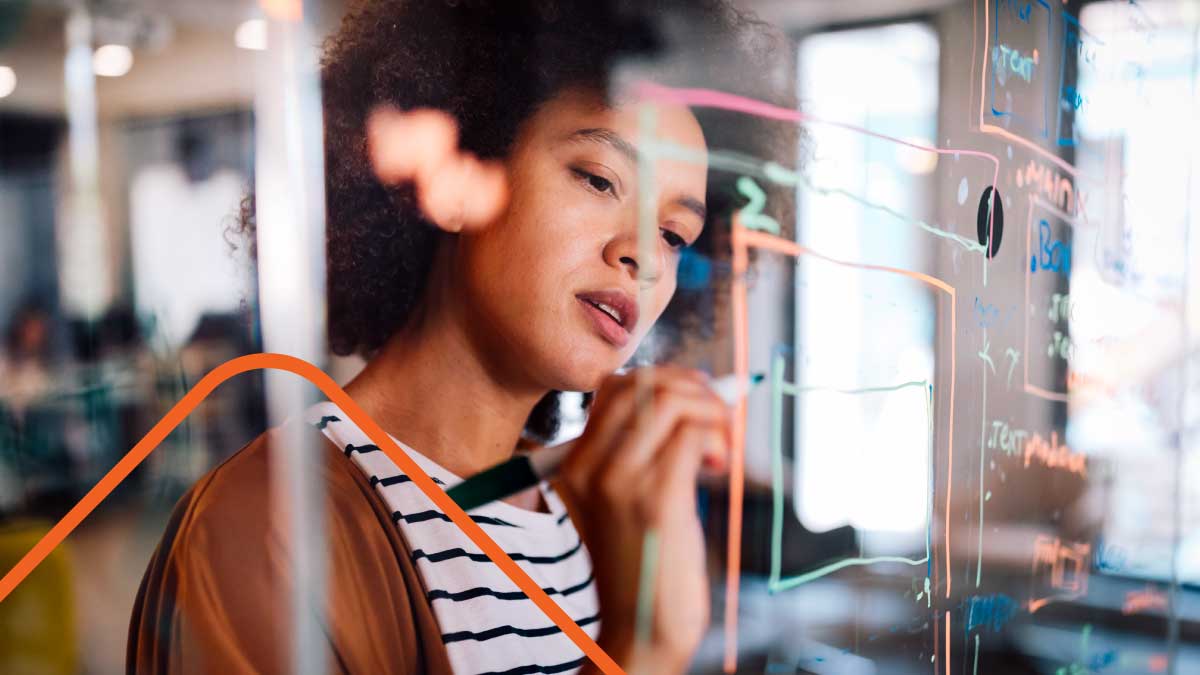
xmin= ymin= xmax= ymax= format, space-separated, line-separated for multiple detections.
xmin=0 ymin=521 xmax=77 ymax=675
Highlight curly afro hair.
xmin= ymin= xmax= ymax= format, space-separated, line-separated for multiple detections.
xmin=238 ymin=0 xmax=794 ymax=442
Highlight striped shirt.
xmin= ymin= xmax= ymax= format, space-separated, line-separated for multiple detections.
xmin=306 ymin=402 xmax=599 ymax=675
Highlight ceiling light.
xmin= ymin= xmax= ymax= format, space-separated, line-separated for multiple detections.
xmin=235 ymin=19 xmax=267 ymax=51
xmin=0 ymin=66 xmax=15 ymax=98
xmin=93 ymin=44 xmax=133 ymax=77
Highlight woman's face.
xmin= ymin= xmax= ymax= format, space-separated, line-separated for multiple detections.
xmin=451 ymin=87 xmax=708 ymax=392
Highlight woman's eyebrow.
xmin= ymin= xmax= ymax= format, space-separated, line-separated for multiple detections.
xmin=566 ymin=128 xmax=639 ymax=165
xmin=675 ymin=196 xmax=707 ymax=222
xmin=567 ymin=127 xmax=707 ymax=221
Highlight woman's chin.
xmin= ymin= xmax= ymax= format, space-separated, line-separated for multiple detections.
xmin=551 ymin=371 xmax=611 ymax=394
xmin=542 ymin=352 xmax=624 ymax=393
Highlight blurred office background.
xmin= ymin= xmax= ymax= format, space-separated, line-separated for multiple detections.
xmin=0 ymin=2 xmax=320 ymax=670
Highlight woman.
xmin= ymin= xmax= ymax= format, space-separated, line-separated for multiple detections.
xmin=128 ymin=1 xmax=785 ymax=673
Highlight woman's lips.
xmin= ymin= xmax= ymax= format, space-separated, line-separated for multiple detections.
xmin=575 ymin=293 xmax=634 ymax=348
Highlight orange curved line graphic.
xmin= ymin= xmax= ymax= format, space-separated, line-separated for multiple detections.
xmin=0 ymin=353 xmax=623 ymax=675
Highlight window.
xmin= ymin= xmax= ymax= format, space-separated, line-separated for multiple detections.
xmin=794 ymin=22 xmax=940 ymax=536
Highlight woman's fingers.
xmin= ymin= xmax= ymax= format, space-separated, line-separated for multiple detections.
xmin=579 ymin=374 xmax=715 ymax=464
xmin=563 ymin=368 xmax=727 ymax=490
xmin=601 ymin=387 xmax=728 ymax=471
xmin=636 ymin=422 xmax=727 ymax=524
xmin=657 ymin=423 xmax=727 ymax=492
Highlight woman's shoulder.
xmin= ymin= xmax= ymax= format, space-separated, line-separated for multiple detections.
xmin=177 ymin=420 xmax=381 ymax=539
xmin=180 ymin=425 xmax=295 ymax=527
xmin=130 ymin=421 xmax=455 ymax=674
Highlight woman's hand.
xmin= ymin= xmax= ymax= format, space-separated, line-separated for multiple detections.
xmin=555 ymin=367 xmax=731 ymax=675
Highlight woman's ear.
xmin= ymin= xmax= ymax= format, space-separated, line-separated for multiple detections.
xmin=367 ymin=106 xmax=508 ymax=232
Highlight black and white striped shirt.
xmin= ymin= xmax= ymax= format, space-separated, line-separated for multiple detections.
xmin=307 ymin=402 xmax=599 ymax=675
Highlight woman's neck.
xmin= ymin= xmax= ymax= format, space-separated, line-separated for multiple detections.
xmin=342 ymin=298 xmax=548 ymax=481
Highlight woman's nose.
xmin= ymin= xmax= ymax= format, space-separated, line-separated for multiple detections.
xmin=607 ymin=234 xmax=662 ymax=285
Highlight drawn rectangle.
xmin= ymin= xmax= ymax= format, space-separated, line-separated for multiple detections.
xmin=986 ymin=0 xmax=1053 ymax=138
xmin=1023 ymin=195 xmax=1079 ymax=401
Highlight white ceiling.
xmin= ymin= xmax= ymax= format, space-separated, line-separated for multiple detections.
xmin=0 ymin=0 xmax=959 ymax=117
xmin=744 ymin=0 xmax=959 ymax=33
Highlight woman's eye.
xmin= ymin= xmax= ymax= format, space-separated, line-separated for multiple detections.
xmin=661 ymin=229 xmax=688 ymax=249
xmin=588 ymin=174 xmax=613 ymax=193
xmin=573 ymin=168 xmax=615 ymax=195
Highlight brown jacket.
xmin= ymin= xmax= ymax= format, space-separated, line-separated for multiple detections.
xmin=127 ymin=426 xmax=455 ymax=674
